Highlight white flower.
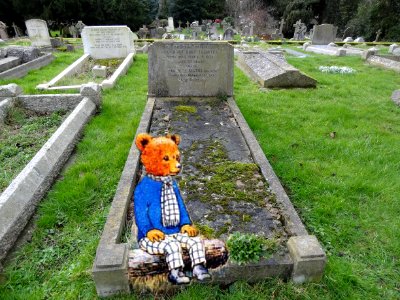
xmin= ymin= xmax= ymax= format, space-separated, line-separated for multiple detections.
xmin=319 ymin=66 xmax=356 ymax=74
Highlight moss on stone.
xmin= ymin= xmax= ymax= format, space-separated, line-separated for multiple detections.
xmin=174 ymin=105 xmax=197 ymax=114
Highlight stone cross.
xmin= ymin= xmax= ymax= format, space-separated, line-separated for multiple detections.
xmin=178 ymin=20 xmax=182 ymax=28
xmin=293 ymin=19 xmax=304 ymax=40
xmin=279 ymin=18 xmax=285 ymax=34
xmin=374 ymin=29 xmax=382 ymax=42
xmin=249 ymin=20 xmax=255 ymax=36
xmin=186 ymin=21 xmax=190 ymax=28
xmin=12 ymin=22 xmax=21 ymax=37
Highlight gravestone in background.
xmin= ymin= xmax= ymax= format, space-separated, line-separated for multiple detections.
xmin=25 ymin=19 xmax=51 ymax=47
xmin=148 ymin=41 xmax=233 ymax=97
xmin=311 ymin=24 xmax=338 ymax=45
xmin=166 ymin=17 xmax=174 ymax=32
xmin=0 ymin=22 xmax=8 ymax=40
xmin=81 ymin=26 xmax=134 ymax=59
xmin=223 ymin=28 xmax=234 ymax=40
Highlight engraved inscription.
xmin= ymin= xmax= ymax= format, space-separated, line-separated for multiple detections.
xmin=85 ymin=28 xmax=127 ymax=51
xmin=164 ymin=44 xmax=220 ymax=83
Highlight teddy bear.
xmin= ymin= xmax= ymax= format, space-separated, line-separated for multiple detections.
xmin=134 ymin=133 xmax=211 ymax=284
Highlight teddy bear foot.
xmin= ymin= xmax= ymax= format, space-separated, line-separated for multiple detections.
xmin=168 ymin=268 xmax=191 ymax=285
xmin=193 ymin=264 xmax=212 ymax=282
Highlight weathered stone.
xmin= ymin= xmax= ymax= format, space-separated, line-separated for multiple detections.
xmin=389 ymin=44 xmax=399 ymax=54
xmin=5 ymin=46 xmax=40 ymax=63
xmin=148 ymin=41 xmax=233 ymax=97
xmin=367 ymin=55 xmax=400 ymax=72
xmin=0 ymin=48 xmax=6 ymax=58
xmin=328 ymin=42 xmax=337 ymax=47
xmin=0 ymin=53 xmax=54 ymax=79
xmin=311 ymin=24 xmax=337 ymax=45
xmin=80 ymin=83 xmax=102 ymax=107
xmin=354 ymin=37 xmax=365 ymax=43
xmin=25 ymin=19 xmax=51 ymax=47
xmin=0 ymin=98 xmax=13 ymax=124
xmin=50 ymin=38 xmax=62 ymax=48
xmin=361 ymin=49 xmax=376 ymax=60
xmin=66 ymin=44 xmax=75 ymax=52
xmin=393 ymin=48 xmax=400 ymax=56
xmin=17 ymin=94 xmax=83 ymax=113
xmin=343 ymin=37 xmax=353 ymax=42
xmin=391 ymin=90 xmax=400 ymax=106
xmin=82 ymin=26 xmax=135 ymax=59
xmin=92 ymin=65 xmax=107 ymax=78
xmin=237 ymin=50 xmax=316 ymax=88
xmin=287 ymin=235 xmax=326 ymax=283
xmin=0 ymin=83 xmax=22 ymax=97
xmin=302 ymin=42 xmax=311 ymax=50
xmin=0 ymin=56 xmax=20 ymax=73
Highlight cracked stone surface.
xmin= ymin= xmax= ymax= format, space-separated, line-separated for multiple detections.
xmin=147 ymin=98 xmax=289 ymax=249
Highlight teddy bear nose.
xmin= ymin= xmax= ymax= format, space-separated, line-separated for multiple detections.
xmin=176 ymin=163 xmax=181 ymax=169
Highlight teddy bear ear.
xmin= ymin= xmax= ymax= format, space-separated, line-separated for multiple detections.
xmin=136 ymin=133 xmax=152 ymax=152
xmin=170 ymin=134 xmax=180 ymax=145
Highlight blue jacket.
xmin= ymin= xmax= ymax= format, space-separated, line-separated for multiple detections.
xmin=134 ymin=176 xmax=192 ymax=241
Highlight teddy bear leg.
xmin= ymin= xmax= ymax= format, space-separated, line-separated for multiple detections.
xmin=139 ymin=237 xmax=190 ymax=284
xmin=175 ymin=234 xmax=211 ymax=281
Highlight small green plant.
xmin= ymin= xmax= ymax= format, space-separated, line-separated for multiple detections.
xmin=226 ymin=232 xmax=276 ymax=265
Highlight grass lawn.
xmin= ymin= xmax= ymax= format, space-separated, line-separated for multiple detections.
xmin=0 ymin=50 xmax=83 ymax=94
xmin=0 ymin=51 xmax=399 ymax=299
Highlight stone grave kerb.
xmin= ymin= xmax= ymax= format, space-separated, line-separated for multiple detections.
xmin=148 ymin=41 xmax=234 ymax=97
xmin=92 ymin=41 xmax=326 ymax=297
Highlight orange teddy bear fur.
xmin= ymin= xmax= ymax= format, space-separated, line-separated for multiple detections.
xmin=135 ymin=133 xmax=197 ymax=242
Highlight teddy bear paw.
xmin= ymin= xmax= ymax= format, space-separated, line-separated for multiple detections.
xmin=168 ymin=268 xmax=190 ymax=285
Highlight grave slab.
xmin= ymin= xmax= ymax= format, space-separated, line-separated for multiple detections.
xmin=0 ymin=57 xmax=20 ymax=73
xmin=93 ymin=41 xmax=325 ymax=296
xmin=304 ymin=45 xmax=346 ymax=56
xmin=237 ymin=50 xmax=316 ymax=88
xmin=367 ymin=55 xmax=400 ymax=72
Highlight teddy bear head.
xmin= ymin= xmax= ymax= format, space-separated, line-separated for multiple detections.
xmin=135 ymin=133 xmax=181 ymax=176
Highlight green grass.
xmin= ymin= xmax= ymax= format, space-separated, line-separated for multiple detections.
xmin=1 ymin=52 xmax=400 ymax=299
xmin=0 ymin=50 xmax=83 ymax=94
xmin=0 ymin=54 xmax=148 ymax=299
xmin=0 ymin=106 xmax=66 ymax=193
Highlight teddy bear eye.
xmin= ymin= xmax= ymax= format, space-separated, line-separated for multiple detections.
xmin=176 ymin=154 xmax=180 ymax=162
xmin=163 ymin=155 xmax=169 ymax=161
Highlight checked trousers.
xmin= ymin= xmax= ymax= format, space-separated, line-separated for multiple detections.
xmin=139 ymin=233 xmax=206 ymax=270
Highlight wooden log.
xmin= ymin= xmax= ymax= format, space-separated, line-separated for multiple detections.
xmin=128 ymin=239 xmax=228 ymax=277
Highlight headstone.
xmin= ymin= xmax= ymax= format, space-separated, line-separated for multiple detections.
xmin=155 ymin=27 xmax=166 ymax=39
xmin=389 ymin=44 xmax=399 ymax=54
xmin=242 ymin=25 xmax=250 ymax=37
xmin=191 ymin=31 xmax=198 ymax=40
xmin=328 ymin=42 xmax=337 ymax=47
xmin=81 ymin=26 xmax=135 ymax=59
xmin=374 ymin=29 xmax=382 ymax=42
xmin=138 ymin=25 xmax=149 ymax=39
xmin=148 ymin=41 xmax=233 ymax=97
xmin=223 ymin=28 xmax=234 ymax=40
xmin=69 ymin=25 xmax=78 ymax=38
xmin=237 ymin=50 xmax=317 ymax=88
xmin=12 ymin=23 xmax=22 ymax=38
xmin=393 ymin=48 xmax=400 ymax=56
xmin=75 ymin=21 xmax=86 ymax=37
xmin=25 ymin=19 xmax=51 ymax=47
xmin=0 ymin=21 xmax=8 ymax=40
xmin=293 ymin=20 xmax=307 ymax=41
xmin=249 ymin=20 xmax=255 ymax=36
xmin=167 ymin=17 xmax=174 ymax=33
xmin=279 ymin=18 xmax=285 ymax=36
xmin=132 ymin=33 xmax=139 ymax=41
xmin=354 ymin=37 xmax=364 ymax=43
xmin=343 ymin=37 xmax=353 ymax=42
xmin=311 ymin=24 xmax=338 ymax=45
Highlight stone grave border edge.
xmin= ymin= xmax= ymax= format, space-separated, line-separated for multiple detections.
xmin=0 ymin=83 xmax=102 ymax=266
xmin=0 ymin=53 xmax=55 ymax=79
xmin=92 ymin=96 xmax=326 ymax=296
